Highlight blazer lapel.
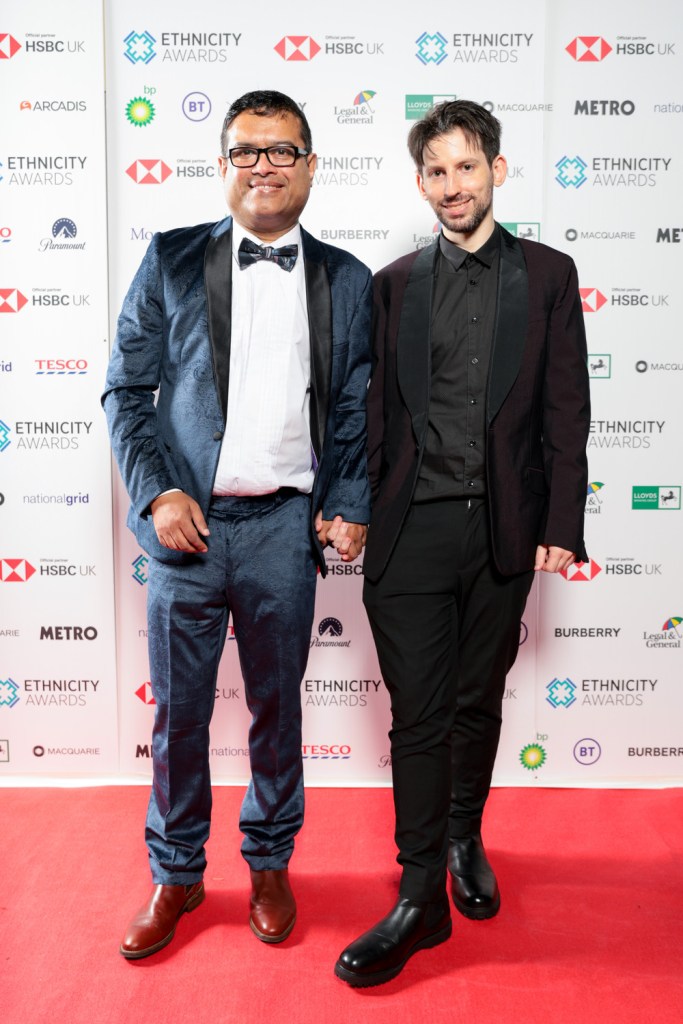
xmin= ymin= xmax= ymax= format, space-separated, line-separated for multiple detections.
xmin=487 ymin=226 xmax=528 ymax=425
xmin=302 ymin=228 xmax=332 ymax=463
xmin=396 ymin=240 xmax=438 ymax=445
xmin=204 ymin=217 xmax=233 ymax=422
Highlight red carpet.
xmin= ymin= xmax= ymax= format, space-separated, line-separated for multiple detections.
xmin=2 ymin=786 xmax=682 ymax=1023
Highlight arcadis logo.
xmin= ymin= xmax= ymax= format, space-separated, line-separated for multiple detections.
xmin=135 ymin=681 xmax=156 ymax=705
xmin=566 ymin=36 xmax=612 ymax=62
xmin=416 ymin=32 xmax=448 ymax=65
xmin=124 ymin=30 xmax=156 ymax=65
xmin=0 ymin=679 xmax=20 ymax=708
xmin=580 ymin=287 xmax=607 ymax=313
xmin=126 ymin=159 xmax=173 ymax=184
xmin=1 ymin=559 xmax=36 ymax=582
xmin=0 ymin=34 xmax=22 ymax=59
xmin=274 ymin=36 xmax=320 ymax=61
xmin=0 ymin=289 xmax=28 ymax=313
xmin=560 ymin=559 xmax=602 ymax=581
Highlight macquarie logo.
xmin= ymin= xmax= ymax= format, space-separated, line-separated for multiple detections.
xmin=566 ymin=36 xmax=612 ymax=61
xmin=580 ymin=287 xmax=607 ymax=312
xmin=126 ymin=159 xmax=173 ymax=184
xmin=274 ymin=36 xmax=320 ymax=61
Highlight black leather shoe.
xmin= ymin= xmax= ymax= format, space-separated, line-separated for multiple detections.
xmin=448 ymin=835 xmax=500 ymax=919
xmin=334 ymin=896 xmax=451 ymax=987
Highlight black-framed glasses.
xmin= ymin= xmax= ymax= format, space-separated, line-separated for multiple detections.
xmin=227 ymin=145 xmax=310 ymax=168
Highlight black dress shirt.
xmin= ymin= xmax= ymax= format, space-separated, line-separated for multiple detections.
xmin=414 ymin=226 xmax=500 ymax=502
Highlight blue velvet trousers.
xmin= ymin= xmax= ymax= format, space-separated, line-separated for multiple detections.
xmin=144 ymin=490 xmax=317 ymax=883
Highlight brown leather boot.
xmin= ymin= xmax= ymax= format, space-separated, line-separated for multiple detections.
xmin=119 ymin=882 xmax=205 ymax=959
xmin=249 ymin=868 xmax=296 ymax=943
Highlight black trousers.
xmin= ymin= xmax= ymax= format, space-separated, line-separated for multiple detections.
xmin=363 ymin=498 xmax=533 ymax=902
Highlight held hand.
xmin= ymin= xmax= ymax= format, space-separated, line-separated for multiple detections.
xmin=534 ymin=544 xmax=575 ymax=574
xmin=151 ymin=491 xmax=210 ymax=553
xmin=315 ymin=512 xmax=368 ymax=562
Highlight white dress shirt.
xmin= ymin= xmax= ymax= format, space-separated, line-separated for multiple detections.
xmin=212 ymin=222 xmax=315 ymax=496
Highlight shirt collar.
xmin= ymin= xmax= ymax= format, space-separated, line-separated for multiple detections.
xmin=438 ymin=222 xmax=500 ymax=270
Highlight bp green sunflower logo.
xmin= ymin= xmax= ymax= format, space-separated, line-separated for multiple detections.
xmin=126 ymin=96 xmax=155 ymax=127
xmin=519 ymin=743 xmax=546 ymax=770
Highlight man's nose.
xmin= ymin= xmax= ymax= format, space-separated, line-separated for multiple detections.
xmin=253 ymin=151 xmax=275 ymax=173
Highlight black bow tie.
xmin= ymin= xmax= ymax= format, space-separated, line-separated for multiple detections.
xmin=237 ymin=237 xmax=298 ymax=272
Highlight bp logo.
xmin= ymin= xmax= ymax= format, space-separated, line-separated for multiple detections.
xmin=0 ymin=678 xmax=20 ymax=708
xmin=555 ymin=155 xmax=588 ymax=189
xmin=416 ymin=32 xmax=448 ymax=66
xmin=126 ymin=97 xmax=155 ymax=126
xmin=124 ymin=30 xmax=156 ymax=65
xmin=546 ymin=678 xmax=576 ymax=709
xmin=520 ymin=743 xmax=546 ymax=770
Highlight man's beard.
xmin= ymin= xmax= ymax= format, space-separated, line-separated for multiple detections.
xmin=436 ymin=189 xmax=492 ymax=235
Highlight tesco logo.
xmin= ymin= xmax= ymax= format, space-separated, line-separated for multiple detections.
xmin=35 ymin=358 xmax=88 ymax=375
xmin=302 ymin=744 xmax=351 ymax=758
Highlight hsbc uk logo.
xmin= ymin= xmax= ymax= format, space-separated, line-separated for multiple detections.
xmin=132 ymin=554 xmax=149 ymax=585
xmin=546 ymin=677 xmax=577 ymax=709
xmin=0 ymin=679 xmax=20 ymax=708
xmin=126 ymin=160 xmax=173 ymax=184
xmin=560 ymin=560 xmax=602 ymax=582
xmin=0 ymin=289 xmax=28 ymax=313
xmin=416 ymin=32 xmax=448 ymax=66
xmin=135 ymin=681 xmax=155 ymax=705
xmin=0 ymin=559 xmax=36 ymax=581
xmin=274 ymin=36 xmax=320 ymax=61
xmin=580 ymin=287 xmax=607 ymax=313
xmin=0 ymin=33 xmax=21 ymax=59
xmin=566 ymin=36 xmax=612 ymax=62
xmin=555 ymin=155 xmax=588 ymax=189
xmin=124 ymin=30 xmax=156 ymax=65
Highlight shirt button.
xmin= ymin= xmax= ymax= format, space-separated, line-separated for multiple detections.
xmin=470 ymin=398 xmax=477 ymax=405
xmin=468 ymin=440 xmax=476 ymax=447
xmin=467 ymin=480 xmax=475 ymax=488
xmin=471 ymin=357 xmax=479 ymax=365
xmin=213 ymin=431 xmax=223 ymax=441
xmin=471 ymin=316 xmax=479 ymax=323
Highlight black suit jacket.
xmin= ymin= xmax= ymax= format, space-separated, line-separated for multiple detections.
xmin=363 ymin=226 xmax=590 ymax=582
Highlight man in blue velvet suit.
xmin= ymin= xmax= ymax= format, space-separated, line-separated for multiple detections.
xmin=103 ymin=91 xmax=371 ymax=959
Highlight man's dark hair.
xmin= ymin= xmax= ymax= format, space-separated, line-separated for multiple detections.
xmin=407 ymin=100 xmax=502 ymax=169
xmin=220 ymin=90 xmax=312 ymax=156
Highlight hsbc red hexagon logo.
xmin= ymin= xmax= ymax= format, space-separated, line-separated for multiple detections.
xmin=0 ymin=34 xmax=22 ymax=59
xmin=135 ymin=681 xmax=156 ymax=705
xmin=566 ymin=36 xmax=612 ymax=62
xmin=579 ymin=288 xmax=607 ymax=313
xmin=560 ymin=560 xmax=602 ymax=582
xmin=0 ymin=559 xmax=36 ymax=582
xmin=0 ymin=289 xmax=28 ymax=313
xmin=125 ymin=159 xmax=173 ymax=184
xmin=274 ymin=35 xmax=320 ymax=61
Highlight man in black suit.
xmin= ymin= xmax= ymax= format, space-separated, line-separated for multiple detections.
xmin=335 ymin=100 xmax=590 ymax=986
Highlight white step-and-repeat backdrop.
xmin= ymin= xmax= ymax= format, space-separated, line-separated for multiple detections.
xmin=1 ymin=0 xmax=681 ymax=787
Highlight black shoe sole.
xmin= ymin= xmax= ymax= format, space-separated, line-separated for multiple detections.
xmin=451 ymin=889 xmax=500 ymax=920
xmin=119 ymin=884 xmax=205 ymax=960
xmin=333 ymin=921 xmax=452 ymax=988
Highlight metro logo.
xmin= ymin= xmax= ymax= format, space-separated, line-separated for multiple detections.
xmin=0 ymin=559 xmax=36 ymax=582
xmin=560 ymin=560 xmax=602 ymax=582
xmin=566 ymin=36 xmax=612 ymax=62
xmin=125 ymin=159 xmax=173 ymax=184
xmin=0 ymin=289 xmax=28 ymax=313
xmin=579 ymin=288 xmax=607 ymax=313
xmin=0 ymin=34 xmax=22 ymax=59
xmin=274 ymin=36 xmax=320 ymax=61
